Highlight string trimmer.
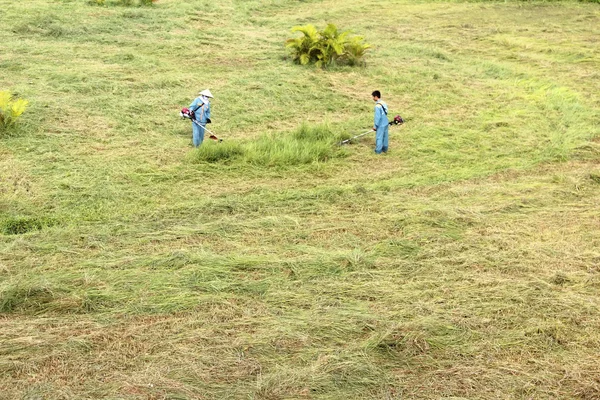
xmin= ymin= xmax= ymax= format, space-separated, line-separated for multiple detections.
xmin=180 ymin=107 xmax=223 ymax=142
xmin=339 ymin=115 xmax=404 ymax=145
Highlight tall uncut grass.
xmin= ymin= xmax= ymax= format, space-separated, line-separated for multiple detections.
xmin=188 ymin=123 xmax=349 ymax=166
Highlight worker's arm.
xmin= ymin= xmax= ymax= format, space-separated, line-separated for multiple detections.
xmin=374 ymin=104 xmax=383 ymax=130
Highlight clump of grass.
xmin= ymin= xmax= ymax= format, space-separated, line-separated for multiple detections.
xmin=189 ymin=122 xmax=348 ymax=167
xmin=589 ymin=173 xmax=600 ymax=184
xmin=13 ymin=15 xmax=76 ymax=38
xmin=0 ymin=283 xmax=55 ymax=313
xmin=118 ymin=0 xmax=156 ymax=6
xmin=244 ymin=133 xmax=334 ymax=166
xmin=1 ymin=215 xmax=55 ymax=235
xmin=89 ymin=0 xmax=156 ymax=6
xmin=292 ymin=122 xmax=337 ymax=142
xmin=0 ymin=280 xmax=116 ymax=314
xmin=190 ymin=140 xmax=245 ymax=163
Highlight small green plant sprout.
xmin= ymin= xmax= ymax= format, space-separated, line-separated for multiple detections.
xmin=286 ymin=23 xmax=371 ymax=68
xmin=0 ymin=91 xmax=29 ymax=131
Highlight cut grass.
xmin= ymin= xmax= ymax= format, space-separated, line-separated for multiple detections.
xmin=1 ymin=0 xmax=600 ymax=399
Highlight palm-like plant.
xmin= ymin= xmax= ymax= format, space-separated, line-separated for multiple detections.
xmin=342 ymin=35 xmax=371 ymax=66
xmin=0 ymin=91 xmax=29 ymax=130
xmin=286 ymin=24 xmax=370 ymax=68
xmin=319 ymin=23 xmax=349 ymax=66
xmin=285 ymin=24 xmax=322 ymax=65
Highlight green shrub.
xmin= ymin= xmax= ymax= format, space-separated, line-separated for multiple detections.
xmin=344 ymin=36 xmax=372 ymax=66
xmin=286 ymin=24 xmax=371 ymax=68
xmin=0 ymin=91 xmax=28 ymax=131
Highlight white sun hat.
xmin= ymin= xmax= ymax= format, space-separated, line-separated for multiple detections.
xmin=199 ymin=89 xmax=214 ymax=98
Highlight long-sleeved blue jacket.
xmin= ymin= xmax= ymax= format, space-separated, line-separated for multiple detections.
xmin=189 ymin=97 xmax=211 ymax=124
xmin=374 ymin=100 xmax=388 ymax=129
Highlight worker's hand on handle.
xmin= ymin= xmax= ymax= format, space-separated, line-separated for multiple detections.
xmin=372 ymin=127 xmax=377 ymax=131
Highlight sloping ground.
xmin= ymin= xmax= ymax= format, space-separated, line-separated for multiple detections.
xmin=1 ymin=0 xmax=599 ymax=399
xmin=2 ymin=155 xmax=599 ymax=399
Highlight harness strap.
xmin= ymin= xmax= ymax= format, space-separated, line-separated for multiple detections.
xmin=192 ymin=101 xmax=206 ymax=123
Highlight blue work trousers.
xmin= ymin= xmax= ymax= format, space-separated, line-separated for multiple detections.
xmin=375 ymin=124 xmax=389 ymax=154
xmin=192 ymin=122 xmax=206 ymax=147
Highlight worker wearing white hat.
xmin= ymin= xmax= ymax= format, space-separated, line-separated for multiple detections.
xmin=188 ymin=89 xmax=213 ymax=147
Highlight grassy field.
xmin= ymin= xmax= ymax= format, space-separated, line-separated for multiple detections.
xmin=1 ymin=0 xmax=600 ymax=398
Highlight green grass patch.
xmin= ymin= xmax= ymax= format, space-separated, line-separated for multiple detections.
xmin=0 ymin=216 xmax=55 ymax=235
xmin=188 ymin=122 xmax=349 ymax=166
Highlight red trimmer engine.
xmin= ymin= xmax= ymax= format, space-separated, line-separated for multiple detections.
xmin=390 ymin=115 xmax=404 ymax=125
xmin=180 ymin=107 xmax=193 ymax=119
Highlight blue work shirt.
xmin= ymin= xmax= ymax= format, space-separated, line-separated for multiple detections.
xmin=374 ymin=100 xmax=388 ymax=129
xmin=189 ymin=97 xmax=211 ymax=124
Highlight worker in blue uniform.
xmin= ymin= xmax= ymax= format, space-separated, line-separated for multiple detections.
xmin=372 ymin=90 xmax=389 ymax=154
xmin=189 ymin=89 xmax=213 ymax=147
